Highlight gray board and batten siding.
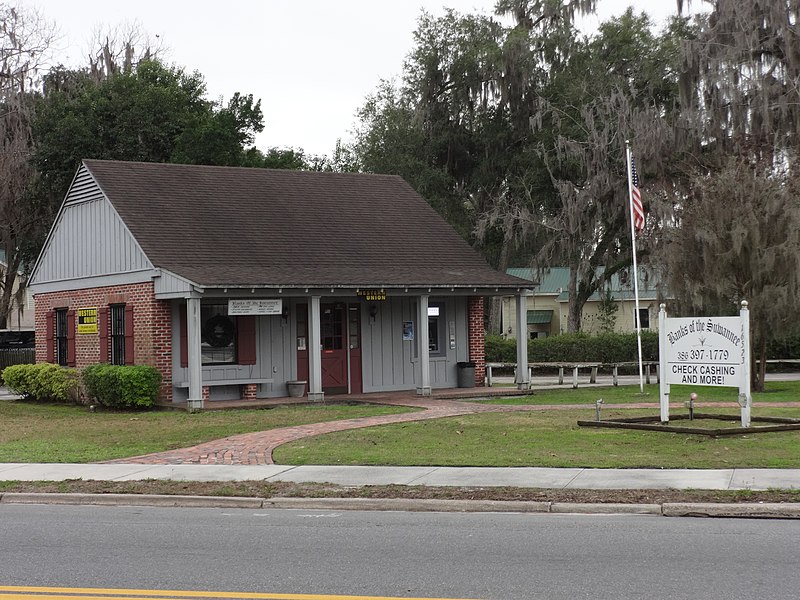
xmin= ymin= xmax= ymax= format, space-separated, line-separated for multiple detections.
xmin=362 ymin=296 xmax=468 ymax=392
xmin=171 ymin=296 xmax=469 ymax=401
xmin=30 ymin=166 xmax=155 ymax=291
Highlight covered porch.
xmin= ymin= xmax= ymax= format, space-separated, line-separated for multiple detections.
xmin=174 ymin=288 xmax=534 ymax=410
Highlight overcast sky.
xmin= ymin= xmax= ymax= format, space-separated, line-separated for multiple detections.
xmin=27 ymin=0 xmax=692 ymax=158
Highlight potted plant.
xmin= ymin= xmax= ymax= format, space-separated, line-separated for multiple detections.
xmin=286 ymin=380 xmax=306 ymax=398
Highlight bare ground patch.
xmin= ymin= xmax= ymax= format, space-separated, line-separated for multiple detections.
xmin=1 ymin=479 xmax=799 ymax=504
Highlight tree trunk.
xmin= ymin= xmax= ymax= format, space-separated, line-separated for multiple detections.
xmin=752 ymin=336 xmax=768 ymax=392
xmin=566 ymin=261 xmax=581 ymax=332
xmin=488 ymin=241 xmax=511 ymax=335
xmin=0 ymin=262 xmax=19 ymax=330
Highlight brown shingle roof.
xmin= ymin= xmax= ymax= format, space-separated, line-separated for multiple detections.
xmin=83 ymin=159 xmax=528 ymax=290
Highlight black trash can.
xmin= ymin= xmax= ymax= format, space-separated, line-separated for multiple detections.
xmin=457 ymin=361 xmax=476 ymax=388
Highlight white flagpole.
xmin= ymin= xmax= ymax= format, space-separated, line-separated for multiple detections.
xmin=626 ymin=140 xmax=644 ymax=393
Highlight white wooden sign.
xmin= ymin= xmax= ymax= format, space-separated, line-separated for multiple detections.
xmin=658 ymin=302 xmax=751 ymax=426
xmin=663 ymin=316 xmax=744 ymax=387
xmin=228 ymin=299 xmax=282 ymax=316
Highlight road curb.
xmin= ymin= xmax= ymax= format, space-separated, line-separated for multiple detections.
xmin=662 ymin=502 xmax=800 ymax=518
xmin=265 ymin=497 xmax=552 ymax=513
xmin=0 ymin=492 xmax=264 ymax=509
xmin=551 ymin=502 xmax=662 ymax=515
xmin=2 ymin=493 xmax=800 ymax=518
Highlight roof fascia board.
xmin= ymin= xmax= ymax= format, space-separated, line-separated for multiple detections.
xmin=29 ymin=269 xmax=157 ymax=295
xmin=185 ymin=286 xmax=534 ymax=300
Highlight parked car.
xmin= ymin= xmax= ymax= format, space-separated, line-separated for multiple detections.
xmin=0 ymin=330 xmax=35 ymax=349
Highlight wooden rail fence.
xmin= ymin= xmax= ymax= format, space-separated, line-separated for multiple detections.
xmin=485 ymin=361 xmax=660 ymax=388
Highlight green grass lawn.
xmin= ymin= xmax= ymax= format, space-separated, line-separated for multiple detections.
xmin=273 ymin=406 xmax=800 ymax=468
xmin=480 ymin=380 xmax=800 ymax=405
xmin=0 ymin=401 xmax=413 ymax=463
xmin=3 ymin=380 xmax=799 ymax=467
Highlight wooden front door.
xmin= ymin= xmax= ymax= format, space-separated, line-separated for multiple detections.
xmin=321 ymin=303 xmax=348 ymax=394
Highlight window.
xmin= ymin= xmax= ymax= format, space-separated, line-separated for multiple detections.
xmin=635 ymin=308 xmax=650 ymax=329
xmin=110 ymin=304 xmax=126 ymax=365
xmin=348 ymin=305 xmax=360 ymax=350
xmin=201 ymin=304 xmax=237 ymax=364
xmin=428 ymin=302 xmax=445 ymax=355
xmin=321 ymin=304 xmax=344 ymax=351
xmin=55 ymin=309 xmax=68 ymax=366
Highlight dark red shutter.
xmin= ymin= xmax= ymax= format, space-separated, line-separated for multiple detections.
xmin=45 ymin=310 xmax=55 ymax=363
xmin=124 ymin=305 xmax=135 ymax=365
xmin=98 ymin=307 xmax=109 ymax=363
xmin=237 ymin=315 xmax=257 ymax=365
xmin=66 ymin=310 xmax=76 ymax=367
xmin=180 ymin=308 xmax=188 ymax=368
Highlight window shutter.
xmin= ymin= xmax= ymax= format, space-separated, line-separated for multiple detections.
xmin=237 ymin=315 xmax=257 ymax=365
xmin=66 ymin=309 xmax=76 ymax=367
xmin=124 ymin=305 xmax=135 ymax=365
xmin=46 ymin=310 xmax=55 ymax=363
xmin=98 ymin=307 xmax=109 ymax=363
xmin=180 ymin=308 xmax=188 ymax=368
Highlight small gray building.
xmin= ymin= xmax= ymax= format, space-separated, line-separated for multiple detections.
xmin=29 ymin=160 xmax=531 ymax=408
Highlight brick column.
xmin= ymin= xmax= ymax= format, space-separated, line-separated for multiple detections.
xmin=202 ymin=386 xmax=210 ymax=401
xmin=467 ymin=296 xmax=486 ymax=386
xmin=242 ymin=383 xmax=258 ymax=400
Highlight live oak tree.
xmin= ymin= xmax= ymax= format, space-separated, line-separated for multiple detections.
xmin=352 ymin=2 xmax=688 ymax=333
xmin=482 ymin=9 xmax=685 ymax=331
xmin=664 ymin=159 xmax=800 ymax=391
xmin=352 ymin=5 xmax=588 ymax=330
xmin=661 ymin=0 xmax=800 ymax=390
xmin=0 ymin=4 xmax=55 ymax=328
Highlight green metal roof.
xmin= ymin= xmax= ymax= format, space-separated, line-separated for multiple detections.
xmin=527 ymin=309 xmax=553 ymax=324
xmin=507 ymin=266 xmax=665 ymax=302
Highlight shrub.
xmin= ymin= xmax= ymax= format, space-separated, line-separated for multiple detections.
xmin=82 ymin=364 xmax=162 ymax=409
xmin=486 ymin=331 xmax=660 ymax=364
xmin=2 ymin=363 xmax=80 ymax=403
xmin=485 ymin=334 xmax=517 ymax=363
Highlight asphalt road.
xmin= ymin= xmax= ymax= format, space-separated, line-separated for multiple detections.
xmin=2 ymin=505 xmax=800 ymax=600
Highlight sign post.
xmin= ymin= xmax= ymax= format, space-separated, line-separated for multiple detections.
xmin=659 ymin=301 xmax=751 ymax=426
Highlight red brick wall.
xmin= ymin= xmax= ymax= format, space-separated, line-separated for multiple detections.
xmin=34 ymin=282 xmax=173 ymax=402
xmin=467 ymin=296 xmax=486 ymax=386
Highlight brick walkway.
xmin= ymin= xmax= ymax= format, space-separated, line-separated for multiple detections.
xmin=105 ymin=392 xmax=800 ymax=466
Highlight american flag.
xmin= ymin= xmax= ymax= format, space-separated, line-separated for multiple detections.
xmin=630 ymin=155 xmax=645 ymax=232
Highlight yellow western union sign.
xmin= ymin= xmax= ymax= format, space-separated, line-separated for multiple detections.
xmin=77 ymin=307 xmax=98 ymax=334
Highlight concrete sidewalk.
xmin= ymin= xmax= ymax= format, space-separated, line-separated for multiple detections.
xmin=1 ymin=462 xmax=800 ymax=491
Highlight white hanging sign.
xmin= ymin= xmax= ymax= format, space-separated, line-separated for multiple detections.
xmin=228 ymin=299 xmax=282 ymax=315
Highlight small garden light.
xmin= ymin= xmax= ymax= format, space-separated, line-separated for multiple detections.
xmin=685 ymin=392 xmax=698 ymax=420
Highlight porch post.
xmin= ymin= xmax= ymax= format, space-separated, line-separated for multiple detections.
xmin=417 ymin=294 xmax=431 ymax=395
xmin=515 ymin=291 xmax=530 ymax=390
xmin=307 ymin=296 xmax=324 ymax=402
xmin=186 ymin=297 xmax=203 ymax=410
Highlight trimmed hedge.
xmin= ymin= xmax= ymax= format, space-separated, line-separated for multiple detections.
xmin=2 ymin=363 xmax=80 ymax=403
xmin=82 ymin=364 xmax=162 ymax=409
xmin=485 ymin=332 xmax=660 ymax=364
